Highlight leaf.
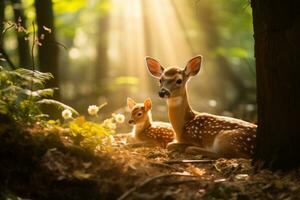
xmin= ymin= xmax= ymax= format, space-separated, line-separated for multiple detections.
xmin=0 ymin=100 xmax=8 ymax=114
xmin=32 ymin=88 xmax=54 ymax=97
xmin=73 ymin=170 xmax=92 ymax=180
xmin=114 ymin=76 xmax=139 ymax=85
xmin=6 ymin=68 xmax=53 ymax=88
xmin=186 ymin=164 xmax=206 ymax=176
xmin=37 ymin=99 xmax=79 ymax=116
xmin=73 ymin=116 xmax=86 ymax=125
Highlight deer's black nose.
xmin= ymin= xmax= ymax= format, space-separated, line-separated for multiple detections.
xmin=128 ymin=119 xmax=134 ymax=124
xmin=159 ymin=89 xmax=170 ymax=98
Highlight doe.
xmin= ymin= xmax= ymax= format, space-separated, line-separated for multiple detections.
xmin=145 ymin=55 xmax=257 ymax=158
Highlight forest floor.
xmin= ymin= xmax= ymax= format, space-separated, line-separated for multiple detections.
xmin=1 ymin=124 xmax=300 ymax=200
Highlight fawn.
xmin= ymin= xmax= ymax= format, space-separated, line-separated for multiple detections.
xmin=145 ymin=55 xmax=257 ymax=158
xmin=127 ymin=97 xmax=174 ymax=148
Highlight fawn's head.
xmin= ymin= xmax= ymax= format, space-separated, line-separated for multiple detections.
xmin=127 ymin=97 xmax=152 ymax=125
xmin=145 ymin=55 xmax=202 ymax=98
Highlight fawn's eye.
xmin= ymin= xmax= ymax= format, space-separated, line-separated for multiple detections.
xmin=137 ymin=112 xmax=142 ymax=117
xmin=176 ymin=79 xmax=182 ymax=85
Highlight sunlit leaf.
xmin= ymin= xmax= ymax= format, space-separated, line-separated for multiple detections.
xmin=37 ymin=99 xmax=79 ymax=116
xmin=114 ymin=76 xmax=139 ymax=85
xmin=73 ymin=170 xmax=92 ymax=180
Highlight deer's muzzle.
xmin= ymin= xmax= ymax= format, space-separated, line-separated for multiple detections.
xmin=159 ymin=88 xmax=170 ymax=98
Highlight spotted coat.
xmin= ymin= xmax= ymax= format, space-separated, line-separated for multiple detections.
xmin=183 ymin=113 xmax=257 ymax=157
xmin=137 ymin=124 xmax=174 ymax=148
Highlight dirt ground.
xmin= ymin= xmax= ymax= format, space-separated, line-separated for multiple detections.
xmin=1 ymin=126 xmax=300 ymax=200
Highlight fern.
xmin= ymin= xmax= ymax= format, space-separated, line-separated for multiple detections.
xmin=37 ymin=99 xmax=79 ymax=116
xmin=0 ymin=67 xmax=77 ymax=125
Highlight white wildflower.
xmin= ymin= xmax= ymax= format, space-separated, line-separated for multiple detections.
xmin=88 ymin=105 xmax=99 ymax=116
xmin=102 ymin=119 xmax=116 ymax=130
xmin=107 ymin=122 xmax=117 ymax=130
xmin=102 ymin=119 xmax=112 ymax=127
xmin=62 ymin=109 xmax=72 ymax=120
xmin=113 ymin=113 xmax=125 ymax=124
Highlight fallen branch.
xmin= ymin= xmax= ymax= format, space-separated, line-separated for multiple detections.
xmin=117 ymin=173 xmax=196 ymax=200
xmin=149 ymin=161 xmax=184 ymax=171
xmin=164 ymin=159 xmax=215 ymax=164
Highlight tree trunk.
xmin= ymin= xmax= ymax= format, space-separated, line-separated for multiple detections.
xmin=0 ymin=0 xmax=4 ymax=42
xmin=0 ymin=0 xmax=15 ymax=69
xmin=0 ymin=0 xmax=6 ymax=67
xmin=251 ymin=0 xmax=300 ymax=170
xmin=95 ymin=15 xmax=109 ymax=95
xmin=10 ymin=0 xmax=31 ymax=68
xmin=34 ymin=0 xmax=60 ymax=99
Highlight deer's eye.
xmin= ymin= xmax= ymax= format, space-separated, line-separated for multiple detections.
xmin=137 ymin=112 xmax=143 ymax=117
xmin=176 ymin=79 xmax=182 ymax=85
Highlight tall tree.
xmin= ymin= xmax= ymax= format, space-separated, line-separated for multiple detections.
xmin=34 ymin=0 xmax=60 ymax=98
xmin=0 ymin=0 xmax=7 ymax=67
xmin=0 ymin=0 xmax=15 ymax=69
xmin=251 ymin=0 xmax=300 ymax=169
xmin=0 ymin=1 xmax=5 ymax=49
xmin=10 ymin=0 xmax=31 ymax=68
xmin=95 ymin=15 xmax=109 ymax=95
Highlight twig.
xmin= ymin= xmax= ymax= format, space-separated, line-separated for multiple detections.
xmin=149 ymin=161 xmax=184 ymax=171
xmin=51 ymin=40 xmax=68 ymax=50
xmin=2 ymin=24 xmax=14 ymax=34
xmin=117 ymin=173 xmax=196 ymax=200
xmin=165 ymin=179 xmax=200 ymax=186
xmin=31 ymin=21 xmax=36 ymax=71
xmin=164 ymin=159 xmax=215 ymax=164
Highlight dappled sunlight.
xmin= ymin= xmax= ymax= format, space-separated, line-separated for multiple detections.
xmin=1 ymin=0 xmax=256 ymax=122
xmin=7 ymin=0 xmax=300 ymax=199
xmin=104 ymin=0 xmax=224 ymax=123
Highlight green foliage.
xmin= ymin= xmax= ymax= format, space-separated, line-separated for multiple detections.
xmin=212 ymin=0 xmax=255 ymax=79
xmin=67 ymin=116 xmax=114 ymax=151
xmin=0 ymin=66 xmax=77 ymax=125
xmin=38 ymin=99 xmax=79 ymax=116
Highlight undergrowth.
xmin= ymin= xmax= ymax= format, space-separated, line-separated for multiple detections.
xmin=0 ymin=20 xmax=124 ymax=152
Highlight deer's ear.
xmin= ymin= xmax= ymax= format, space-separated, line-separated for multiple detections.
xmin=145 ymin=57 xmax=164 ymax=78
xmin=184 ymin=55 xmax=202 ymax=76
xmin=144 ymin=98 xmax=152 ymax=111
xmin=127 ymin=97 xmax=136 ymax=109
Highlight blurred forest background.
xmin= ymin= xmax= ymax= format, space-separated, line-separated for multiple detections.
xmin=0 ymin=0 xmax=255 ymax=131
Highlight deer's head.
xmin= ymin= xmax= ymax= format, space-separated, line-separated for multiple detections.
xmin=127 ymin=97 xmax=152 ymax=125
xmin=145 ymin=55 xmax=202 ymax=98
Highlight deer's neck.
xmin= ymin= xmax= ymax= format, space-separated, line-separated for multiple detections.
xmin=167 ymin=90 xmax=194 ymax=141
xmin=133 ymin=113 xmax=152 ymax=136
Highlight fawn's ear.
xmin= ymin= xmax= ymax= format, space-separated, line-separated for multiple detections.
xmin=184 ymin=55 xmax=202 ymax=76
xmin=127 ymin=98 xmax=136 ymax=109
xmin=144 ymin=98 xmax=152 ymax=111
xmin=145 ymin=57 xmax=164 ymax=78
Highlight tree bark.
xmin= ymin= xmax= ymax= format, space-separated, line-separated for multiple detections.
xmin=252 ymin=0 xmax=300 ymax=170
xmin=10 ymin=0 xmax=31 ymax=68
xmin=34 ymin=0 xmax=60 ymax=99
